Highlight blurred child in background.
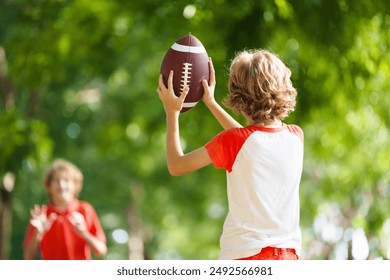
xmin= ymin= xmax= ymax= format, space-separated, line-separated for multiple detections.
xmin=23 ymin=159 xmax=107 ymax=260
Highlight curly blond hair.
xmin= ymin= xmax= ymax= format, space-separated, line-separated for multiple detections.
xmin=224 ymin=49 xmax=297 ymax=125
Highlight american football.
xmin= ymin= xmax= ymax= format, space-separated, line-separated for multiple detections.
xmin=160 ymin=34 xmax=209 ymax=113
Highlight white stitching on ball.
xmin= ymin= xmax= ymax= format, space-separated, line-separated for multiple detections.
xmin=181 ymin=63 xmax=192 ymax=92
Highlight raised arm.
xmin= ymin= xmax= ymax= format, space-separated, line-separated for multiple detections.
xmin=157 ymin=71 xmax=212 ymax=176
xmin=23 ymin=205 xmax=57 ymax=260
xmin=69 ymin=212 xmax=107 ymax=258
xmin=202 ymin=58 xmax=242 ymax=130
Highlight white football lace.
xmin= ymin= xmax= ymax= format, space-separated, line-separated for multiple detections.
xmin=181 ymin=63 xmax=192 ymax=92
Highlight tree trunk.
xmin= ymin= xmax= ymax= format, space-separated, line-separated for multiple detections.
xmin=0 ymin=173 xmax=15 ymax=260
xmin=0 ymin=47 xmax=14 ymax=109
xmin=0 ymin=47 xmax=16 ymax=260
xmin=127 ymin=203 xmax=145 ymax=260
xmin=127 ymin=183 xmax=147 ymax=260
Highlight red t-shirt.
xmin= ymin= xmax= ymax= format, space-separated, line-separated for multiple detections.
xmin=23 ymin=199 xmax=106 ymax=260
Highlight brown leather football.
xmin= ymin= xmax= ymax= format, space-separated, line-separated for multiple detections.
xmin=160 ymin=34 xmax=209 ymax=113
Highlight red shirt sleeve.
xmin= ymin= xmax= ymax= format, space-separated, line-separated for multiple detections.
xmin=205 ymin=128 xmax=249 ymax=173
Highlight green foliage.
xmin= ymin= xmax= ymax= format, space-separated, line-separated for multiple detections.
xmin=1 ymin=0 xmax=389 ymax=260
xmin=0 ymin=109 xmax=52 ymax=175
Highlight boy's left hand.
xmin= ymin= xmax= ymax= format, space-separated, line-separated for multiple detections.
xmin=69 ymin=211 xmax=88 ymax=237
xmin=157 ymin=70 xmax=189 ymax=115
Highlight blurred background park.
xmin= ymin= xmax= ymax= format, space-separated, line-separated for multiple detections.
xmin=0 ymin=0 xmax=389 ymax=260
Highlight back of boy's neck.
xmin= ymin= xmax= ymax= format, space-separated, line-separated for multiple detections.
xmin=251 ymin=119 xmax=282 ymax=128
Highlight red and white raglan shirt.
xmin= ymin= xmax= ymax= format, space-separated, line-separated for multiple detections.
xmin=205 ymin=124 xmax=304 ymax=260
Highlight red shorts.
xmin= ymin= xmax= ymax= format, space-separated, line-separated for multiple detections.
xmin=237 ymin=247 xmax=298 ymax=260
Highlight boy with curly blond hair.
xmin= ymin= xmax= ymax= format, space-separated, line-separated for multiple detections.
xmin=157 ymin=49 xmax=303 ymax=260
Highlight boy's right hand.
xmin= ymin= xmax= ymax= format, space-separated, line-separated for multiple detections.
xmin=29 ymin=205 xmax=57 ymax=236
xmin=202 ymin=57 xmax=216 ymax=107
